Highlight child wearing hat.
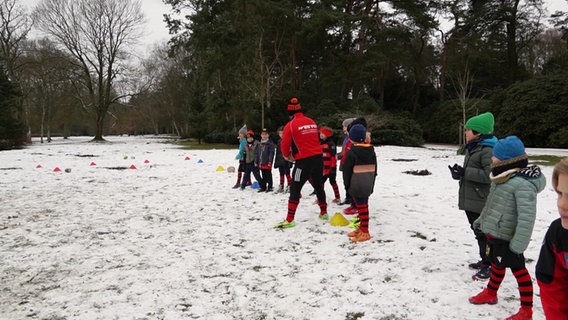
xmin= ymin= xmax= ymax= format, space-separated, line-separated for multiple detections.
xmin=342 ymin=124 xmax=377 ymax=242
xmin=240 ymin=130 xmax=263 ymax=190
xmin=469 ymin=136 xmax=546 ymax=320
xmin=338 ymin=118 xmax=355 ymax=205
xmin=273 ymin=126 xmax=293 ymax=193
xmin=449 ymin=112 xmax=497 ymax=280
xmin=536 ymin=157 xmax=568 ymax=319
xmin=319 ymin=126 xmax=341 ymax=203
xmin=256 ymin=128 xmax=275 ymax=192
xmin=233 ymin=124 xmax=248 ymax=188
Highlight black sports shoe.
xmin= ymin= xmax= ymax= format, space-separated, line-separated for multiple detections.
xmin=340 ymin=198 xmax=352 ymax=205
xmin=473 ymin=266 xmax=491 ymax=280
xmin=469 ymin=260 xmax=484 ymax=270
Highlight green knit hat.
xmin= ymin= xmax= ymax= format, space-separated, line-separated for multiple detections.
xmin=465 ymin=112 xmax=494 ymax=134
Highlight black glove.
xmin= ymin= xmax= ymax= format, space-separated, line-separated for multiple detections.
xmin=448 ymin=164 xmax=464 ymax=180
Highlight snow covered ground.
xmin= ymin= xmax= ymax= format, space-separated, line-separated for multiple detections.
xmin=0 ymin=135 xmax=564 ymax=320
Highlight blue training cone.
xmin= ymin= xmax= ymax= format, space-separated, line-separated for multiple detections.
xmin=251 ymin=181 xmax=260 ymax=189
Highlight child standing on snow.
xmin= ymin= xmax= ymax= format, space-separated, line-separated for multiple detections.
xmin=274 ymin=126 xmax=293 ymax=193
xmin=469 ymin=136 xmax=546 ymax=320
xmin=448 ymin=112 xmax=497 ymax=280
xmin=338 ymin=118 xmax=355 ymax=205
xmin=536 ymin=157 xmax=568 ymax=319
xmin=342 ymin=124 xmax=377 ymax=242
xmin=240 ymin=130 xmax=262 ymax=190
xmin=233 ymin=124 xmax=248 ymax=188
xmin=256 ymin=128 xmax=275 ymax=192
xmin=320 ymin=126 xmax=341 ymax=203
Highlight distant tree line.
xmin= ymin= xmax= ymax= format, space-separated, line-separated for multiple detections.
xmin=1 ymin=0 xmax=567 ymax=148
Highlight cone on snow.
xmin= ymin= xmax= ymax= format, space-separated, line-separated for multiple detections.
xmin=198 ymin=159 xmax=204 ymax=164
xmin=330 ymin=212 xmax=349 ymax=226
xmin=184 ymin=156 xmax=190 ymax=160
xmin=53 ymin=167 xmax=62 ymax=172
xmin=129 ymin=164 xmax=137 ymax=169
xmin=144 ymin=159 xmax=150 ymax=163
xmin=90 ymin=162 xmax=96 ymax=166
xmin=227 ymin=166 xmax=236 ymax=173
xmin=36 ymin=164 xmax=42 ymax=168
xmin=216 ymin=166 xmax=224 ymax=171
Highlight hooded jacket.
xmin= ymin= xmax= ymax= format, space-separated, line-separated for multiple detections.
xmin=474 ymin=166 xmax=546 ymax=254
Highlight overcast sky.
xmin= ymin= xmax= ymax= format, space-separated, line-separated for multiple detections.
xmin=18 ymin=0 xmax=568 ymax=50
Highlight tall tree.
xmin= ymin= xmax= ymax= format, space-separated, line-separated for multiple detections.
xmin=32 ymin=0 xmax=145 ymax=141
xmin=0 ymin=0 xmax=31 ymax=78
xmin=0 ymin=65 xmax=26 ymax=149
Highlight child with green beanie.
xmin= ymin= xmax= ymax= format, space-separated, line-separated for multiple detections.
xmin=448 ymin=112 xmax=498 ymax=280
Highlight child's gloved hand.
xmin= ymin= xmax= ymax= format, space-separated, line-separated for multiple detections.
xmin=448 ymin=163 xmax=464 ymax=180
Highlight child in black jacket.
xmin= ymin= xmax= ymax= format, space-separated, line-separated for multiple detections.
xmin=342 ymin=124 xmax=377 ymax=242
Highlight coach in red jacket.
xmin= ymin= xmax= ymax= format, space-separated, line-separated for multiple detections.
xmin=274 ymin=98 xmax=328 ymax=228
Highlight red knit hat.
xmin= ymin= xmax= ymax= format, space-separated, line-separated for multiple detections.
xmin=287 ymin=97 xmax=302 ymax=111
xmin=246 ymin=130 xmax=255 ymax=137
xmin=320 ymin=126 xmax=333 ymax=138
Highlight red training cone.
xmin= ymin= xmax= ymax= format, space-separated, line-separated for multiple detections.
xmin=144 ymin=159 xmax=149 ymax=163
xmin=36 ymin=164 xmax=42 ymax=168
xmin=90 ymin=162 xmax=96 ymax=166
xmin=184 ymin=156 xmax=190 ymax=160
xmin=53 ymin=167 xmax=62 ymax=172
xmin=129 ymin=164 xmax=137 ymax=169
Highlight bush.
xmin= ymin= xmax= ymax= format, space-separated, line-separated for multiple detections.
xmin=372 ymin=113 xmax=424 ymax=147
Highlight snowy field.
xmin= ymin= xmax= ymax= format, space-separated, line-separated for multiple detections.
xmin=0 ymin=135 xmax=565 ymax=320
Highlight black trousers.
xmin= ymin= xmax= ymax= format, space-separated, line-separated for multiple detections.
xmin=289 ymin=155 xmax=326 ymax=205
xmin=466 ymin=210 xmax=489 ymax=265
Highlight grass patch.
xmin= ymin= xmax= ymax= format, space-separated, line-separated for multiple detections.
xmin=529 ymin=155 xmax=564 ymax=166
xmin=174 ymin=140 xmax=237 ymax=150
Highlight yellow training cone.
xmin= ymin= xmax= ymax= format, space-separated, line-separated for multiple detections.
xmin=329 ymin=212 xmax=349 ymax=226
xmin=216 ymin=166 xmax=225 ymax=172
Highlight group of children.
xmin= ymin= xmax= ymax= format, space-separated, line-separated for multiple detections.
xmin=232 ymin=123 xmax=347 ymax=198
xmin=232 ymin=125 xmax=291 ymax=193
xmin=231 ymin=104 xmax=567 ymax=318
xmin=449 ymin=112 xmax=567 ymax=319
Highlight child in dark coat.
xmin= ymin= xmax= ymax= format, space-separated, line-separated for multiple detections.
xmin=320 ymin=126 xmax=341 ymax=203
xmin=240 ymin=130 xmax=262 ymax=190
xmin=342 ymin=124 xmax=377 ymax=242
xmin=256 ymin=128 xmax=275 ymax=192
xmin=274 ymin=126 xmax=293 ymax=193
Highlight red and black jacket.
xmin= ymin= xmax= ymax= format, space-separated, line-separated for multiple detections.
xmin=321 ymin=137 xmax=337 ymax=176
xmin=536 ymin=218 xmax=568 ymax=319
xmin=281 ymin=112 xmax=322 ymax=161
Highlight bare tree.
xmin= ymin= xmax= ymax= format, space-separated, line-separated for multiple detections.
xmin=0 ymin=0 xmax=31 ymax=78
xmin=450 ymin=63 xmax=485 ymax=148
xmin=32 ymin=0 xmax=145 ymax=141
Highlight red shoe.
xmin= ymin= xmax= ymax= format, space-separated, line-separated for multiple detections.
xmin=505 ymin=307 xmax=532 ymax=320
xmin=468 ymin=288 xmax=497 ymax=305
xmin=343 ymin=206 xmax=358 ymax=215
